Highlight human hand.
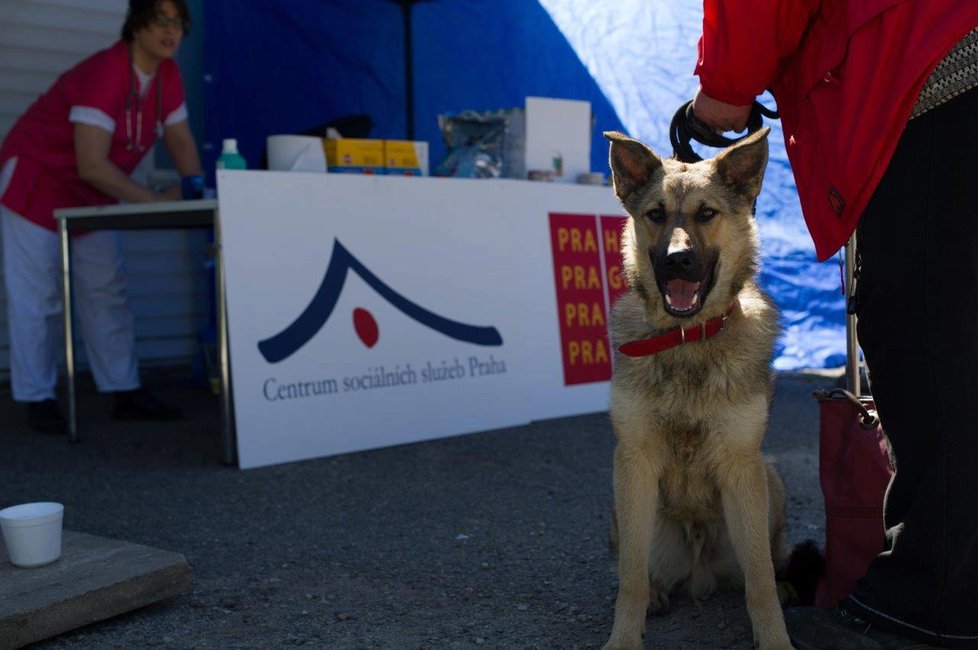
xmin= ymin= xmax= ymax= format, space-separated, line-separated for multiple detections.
xmin=691 ymin=87 xmax=752 ymax=133
xmin=159 ymin=185 xmax=183 ymax=201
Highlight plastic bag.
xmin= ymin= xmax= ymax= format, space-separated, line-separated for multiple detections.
xmin=435 ymin=109 xmax=520 ymax=179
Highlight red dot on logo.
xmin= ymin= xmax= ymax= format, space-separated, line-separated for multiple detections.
xmin=353 ymin=308 xmax=379 ymax=348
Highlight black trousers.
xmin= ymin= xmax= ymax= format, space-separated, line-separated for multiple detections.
xmin=848 ymin=86 xmax=978 ymax=647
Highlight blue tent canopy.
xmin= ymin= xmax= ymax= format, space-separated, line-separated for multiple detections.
xmin=202 ymin=0 xmax=623 ymax=175
xmin=203 ymin=0 xmax=847 ymax=370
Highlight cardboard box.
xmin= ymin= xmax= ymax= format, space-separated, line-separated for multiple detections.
xmin=323 ymin=138 xmax=385 ymax=174
xmin=384 ymin=140 xmax=429 ymax=176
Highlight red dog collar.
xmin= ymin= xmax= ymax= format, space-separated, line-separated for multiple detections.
xmin=618 ymin=302 xmax=737 ymax=358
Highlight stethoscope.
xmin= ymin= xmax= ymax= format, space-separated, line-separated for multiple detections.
xmin=125 ymin=60 xmax=163 ymax=152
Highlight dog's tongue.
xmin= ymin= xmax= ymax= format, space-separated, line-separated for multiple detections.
xmin=666 ymin=279 xmax=701 ymax=311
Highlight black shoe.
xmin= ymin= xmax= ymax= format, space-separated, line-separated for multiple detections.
xmin=785 ymin=606 xmax=943 ymax=649
xmin=28 ymin=398 xmax=67 ymax=434
xmin=112 ymin=388 xmax=182 ymax=421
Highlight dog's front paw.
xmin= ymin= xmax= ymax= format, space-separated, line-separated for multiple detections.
xmin=603 ymin=621 xmax=645 ymax=650
xmin=756 ymin=640 xmax=794 ymax=650
xmin=754 ymin=629 xmax=794 ymax=650
xmin=601 ymin=637 xmax=644 ymax=650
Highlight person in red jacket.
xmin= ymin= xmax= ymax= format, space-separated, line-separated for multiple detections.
xmin=693 ymin=1 xmax=978 ymax=648
xmin=0 ymin=0 xmax=202 ymax=432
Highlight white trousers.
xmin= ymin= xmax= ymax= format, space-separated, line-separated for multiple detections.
xmin=0 ymin=205 xmax=139 ymax=402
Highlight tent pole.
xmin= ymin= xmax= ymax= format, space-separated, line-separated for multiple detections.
xmin=400 ymin=0 xmax=414 ymax=140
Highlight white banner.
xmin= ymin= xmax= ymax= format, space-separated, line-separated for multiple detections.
xmin=218 ymin=171 xmax=625 ymax=468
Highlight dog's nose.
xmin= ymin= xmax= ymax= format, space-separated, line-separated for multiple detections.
xmin=663 ymin=248 xmax=703 ymax=279
xmin=665 ymin=249 xmax=695 ymax=270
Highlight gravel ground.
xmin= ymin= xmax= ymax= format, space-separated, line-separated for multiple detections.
xmin=0 ymin=368 xmax=832 ymax=649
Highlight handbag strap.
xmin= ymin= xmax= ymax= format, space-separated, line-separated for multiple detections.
xmin=844 ymin=234 xmax=861 ymax=395
xmin=813 ymin=388 xmax=880 ymax=430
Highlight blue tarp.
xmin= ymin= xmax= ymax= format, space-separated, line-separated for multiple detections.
xmin=204 ymin=0 xmax=846 ymax=370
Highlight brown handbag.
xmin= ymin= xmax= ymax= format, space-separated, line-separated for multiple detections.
xmin=811 ymin=236 xmax=894 ymax=607
xmin=812 ymin=387 xmax=892 ymax=606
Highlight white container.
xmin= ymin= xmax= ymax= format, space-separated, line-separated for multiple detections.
xmin=0 ymin=502 xmax=64 ymax=568
xmin=266 ymin=135 xmax=328 ymax=172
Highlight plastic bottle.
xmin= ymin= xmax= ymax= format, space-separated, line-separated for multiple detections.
xmin=203 ymin=138 xmax=246 ymax=394
xmin=552 ymin=151 xmax=563 ymax=178
xmin=216 ymin=138 xmax=247 ymax=170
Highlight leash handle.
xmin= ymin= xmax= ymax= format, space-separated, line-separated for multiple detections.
xmin=670 ymin=99 xmax=779 ymax=163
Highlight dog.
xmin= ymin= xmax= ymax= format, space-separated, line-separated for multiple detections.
xmin=601 ymin=127 xmax=797 ymax=650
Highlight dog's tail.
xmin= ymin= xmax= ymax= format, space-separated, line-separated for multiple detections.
xmin=776 ymin=539 xmax=825 ymax=606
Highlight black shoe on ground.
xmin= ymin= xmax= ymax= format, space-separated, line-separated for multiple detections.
xmin=28 ymin=398 xmax=67 ymax=434
xmin=785 ymin=606 xmax=943 ymax=649
xmin=112 ymin=388 xmax=183 ymax=421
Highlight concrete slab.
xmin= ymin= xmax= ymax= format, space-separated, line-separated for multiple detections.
xmin=0 ymin=530 xmax=192 ymax=649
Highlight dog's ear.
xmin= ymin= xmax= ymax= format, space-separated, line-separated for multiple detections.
xmin=605 ymin=131 xmax=663 ymax=201
xmin=713 ymin=127 xmax=769 ymax=200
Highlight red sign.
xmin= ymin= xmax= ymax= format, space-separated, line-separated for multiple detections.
xmin=549 ymin=212 xmax=627 ymax=386
xmin=601 ymin=215 xmax=628 ymax=309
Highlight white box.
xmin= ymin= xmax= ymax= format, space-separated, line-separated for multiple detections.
xmin=524 ymin=97 xmax=591 ymax=183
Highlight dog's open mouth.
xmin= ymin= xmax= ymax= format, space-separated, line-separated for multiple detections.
xmin=665 ymin=279 xmax=702 ymax=313
xmin=658 ymin=258 xmax=716 ymax=318
xmin=651 ymin=246 xmax=718 ymax=318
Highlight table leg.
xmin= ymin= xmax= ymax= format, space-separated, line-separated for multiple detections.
xmin=214 ymin=208 xmax=237 ymax=465
xmin=59 ymin=220 xmax=78 ymax=443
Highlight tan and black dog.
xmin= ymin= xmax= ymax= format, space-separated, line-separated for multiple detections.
xmin=601 ymin=128 xmax=796 ymax=650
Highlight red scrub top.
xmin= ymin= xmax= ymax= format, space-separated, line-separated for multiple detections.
xmin=0 ymin=40 xmax=186 ymax=231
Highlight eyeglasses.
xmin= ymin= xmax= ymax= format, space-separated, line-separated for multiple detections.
xmin=150 ymin=14 xmax=185 ymax=31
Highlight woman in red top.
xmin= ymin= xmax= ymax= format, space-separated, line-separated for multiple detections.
xmin=693 ymin=1 xmax=978 ymax=648
xmin=0 ymin=0 xmax=203 ymax=431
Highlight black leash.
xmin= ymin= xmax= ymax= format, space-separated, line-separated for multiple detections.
xmin=669 ymin=99 xmax=779 ymax=163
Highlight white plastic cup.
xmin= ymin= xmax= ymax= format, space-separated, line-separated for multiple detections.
xmin=0 ymin=502 xmax=64 ymax=568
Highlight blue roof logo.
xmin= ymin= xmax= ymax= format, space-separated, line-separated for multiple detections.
xmin=257 ymin=239 xmax=504 ymax=363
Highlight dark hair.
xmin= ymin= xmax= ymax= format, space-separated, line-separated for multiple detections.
xmin=121 ymin=0 xmax=191 ymax=41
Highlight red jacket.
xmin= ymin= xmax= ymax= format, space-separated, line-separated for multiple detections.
xmin=696 ymin=0 xmax=978 ymax=261
xmin=0 ymin=41 xmax=185 ymax=231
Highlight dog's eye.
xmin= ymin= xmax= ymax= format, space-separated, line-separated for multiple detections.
xmin=646 ymin=207 xmax=665 ymax=224
xmin=697 ymin=208 xmax=718 ymax=223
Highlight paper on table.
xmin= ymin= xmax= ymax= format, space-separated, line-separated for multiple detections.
xmin=266 ymin=135 xmax=328 ymax=172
